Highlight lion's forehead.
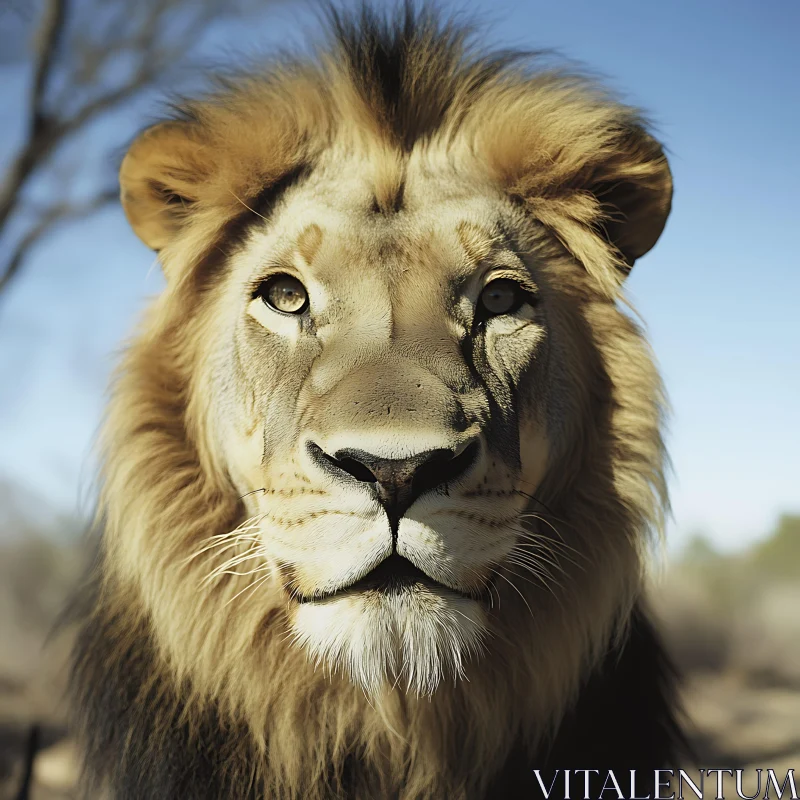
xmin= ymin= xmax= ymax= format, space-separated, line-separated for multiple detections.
xmin=234 ymin=151 xmax=516 ymax=305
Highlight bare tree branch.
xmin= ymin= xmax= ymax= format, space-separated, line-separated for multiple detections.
xmin=30 ymin=0 xmax=67 ymax=129
xmin=0 ymin=0 xmax=272 ymax=299
xmin=0 ymin=188 xmax=119 ymax=295
xmin=56 ymin=66 xmax=157 ymax=138
xmin=0 ymin=0 xmax=68 ymax=234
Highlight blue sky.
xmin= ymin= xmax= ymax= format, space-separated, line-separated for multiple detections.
xmin=0 ymin=0 xmax=798 ymax=550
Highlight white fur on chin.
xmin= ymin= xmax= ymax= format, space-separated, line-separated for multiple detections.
xmin=291 ymin=587 xmax=488 ymax=696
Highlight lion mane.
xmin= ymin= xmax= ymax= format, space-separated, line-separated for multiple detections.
xmin=68 ymin=4 xmax=686 ymax=799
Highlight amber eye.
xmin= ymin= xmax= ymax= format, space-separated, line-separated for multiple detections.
xmin=258 ymin=274 xmax=309 ymax=314
xmin=478 ymin=278 xmax=527 ymax=317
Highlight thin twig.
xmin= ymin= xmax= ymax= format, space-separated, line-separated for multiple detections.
xmin=0 ymin=188 xmax=118 ymax=295
xmin=14 ymin=723 xmax=40 ymax=800
xmin=0 ymin=0 xmax=69 ymax=233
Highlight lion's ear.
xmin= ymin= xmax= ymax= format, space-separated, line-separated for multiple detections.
xmin=589 ymin=126 xmax=673 ymax=268
xmin=119 ymin=122 xmax=212 ymax=251
xmin=492 ymin=104 xmax=673 ymax=280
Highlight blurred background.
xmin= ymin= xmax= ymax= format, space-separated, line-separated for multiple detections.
xmin=0 ymin=0 xmax=797 ymax=796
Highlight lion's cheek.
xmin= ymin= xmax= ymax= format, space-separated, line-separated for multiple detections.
xmin=519 ymin=423 xmax=550 ymax=494
xmin=215 ymin=416 xmax=266 ymax=497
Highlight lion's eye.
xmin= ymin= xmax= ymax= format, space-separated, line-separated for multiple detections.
xmin=257 ymin=275 xmax=309 ymax=314
xmin=478 ymin=278 xmax=527 ymax=317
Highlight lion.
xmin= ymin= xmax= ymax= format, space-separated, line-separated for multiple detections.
xmin=67 ymin=5 xmax=686 ymax=798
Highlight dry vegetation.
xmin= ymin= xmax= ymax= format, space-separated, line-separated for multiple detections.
xmin=652 ymin=514 xmax=800 ymax=773
xmin=0 ymin=516 xmax=85 ymax=799
xmin=0 ymin=508 xmax=798 ymax=797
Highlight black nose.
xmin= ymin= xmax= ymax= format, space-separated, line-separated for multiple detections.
xmin=314 ymin=442 xmax=479 ymax=524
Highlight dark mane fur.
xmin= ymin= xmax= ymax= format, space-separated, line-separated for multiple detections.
xmin=326 ymin=2 xmax=527 ymax=150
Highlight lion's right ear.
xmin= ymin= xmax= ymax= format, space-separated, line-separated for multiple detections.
xmin=119 ymin=122 xmax=212 ymax=251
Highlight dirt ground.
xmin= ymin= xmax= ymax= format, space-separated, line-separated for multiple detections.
xmin=683 ymin=672 xmax=800 ymax=771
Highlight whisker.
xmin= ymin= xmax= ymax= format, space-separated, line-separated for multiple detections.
xmin=514 ymin=485 xmax=559 ymax=518
xmin=504 ymin=557 xmax=570 ymax=612
xmin=202 ymin=547 xmax=264 ymax=585
xmin=512 ymin=531 xmax=573 ymax=556
xmin=190 ymin=514 xmax=266 ymax=546
xmin=201 ymin=544 xmax=261 ymax=573
xmin=207 ymin=562 xmax=272 ymax=581
xmin=228 ymin=188 xmax=268 ymax=221
xmin=510 ymin=555 xmax=564 ymax=586
xmin=222 ymin=566 xmax=275 ymax=609
xmin=508 ymin=537 xmax=572 ymax=575
xmin=506 ymin=555 xmax=564 ymax=592
xmin=492 ymin=570 xmax=534 ymax=620
xmin=181 ymin=514 xmax=267 ymax=567
xmin=507 ymin=536 xmax=572 ymax=575
xmin=182 ymin=534 xmax=263 ymax=566
xmin=512 ymin=522 xmax=585 ymax=567
xmin=239 ymin=488 xmax=266 ymax=500
xmin=517 ymin=510 xmax=576 ymax=551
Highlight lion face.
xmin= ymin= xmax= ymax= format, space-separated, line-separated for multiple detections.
xmin=202 ymin=152 xmax=551 ymax=693
xmin=112 ymin=17 xmax=672 ymax=705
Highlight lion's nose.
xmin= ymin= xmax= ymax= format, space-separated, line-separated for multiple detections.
xmin=311 ymin=441 xmax=480 ymax=524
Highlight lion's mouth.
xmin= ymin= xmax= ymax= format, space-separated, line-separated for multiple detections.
xmin=294 ymin=553 xmax=481 ymax=604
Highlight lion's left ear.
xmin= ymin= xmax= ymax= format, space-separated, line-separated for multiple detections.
xmin=488 ymin=105 xmax=673 ymax=278
xmin=590 ymin=125 xmax=673 ymax=267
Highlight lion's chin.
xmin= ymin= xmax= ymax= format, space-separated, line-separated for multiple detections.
xmin=290 ymin=586 xmax=488 ymax=696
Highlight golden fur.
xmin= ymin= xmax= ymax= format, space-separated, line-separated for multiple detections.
xmin=74 ymin=5 xmax=673 ymax=798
